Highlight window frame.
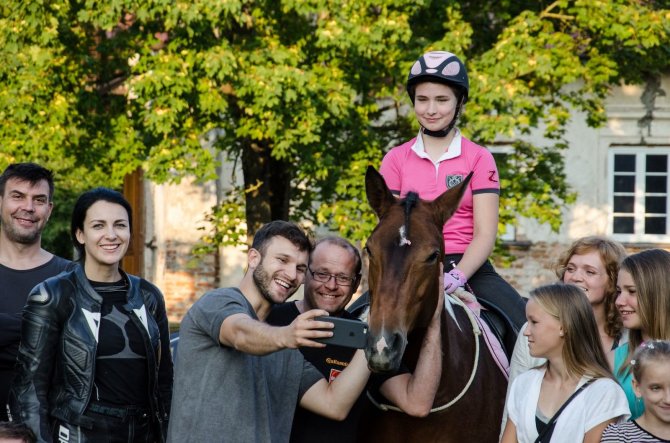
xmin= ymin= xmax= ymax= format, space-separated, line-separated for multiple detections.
xmin=608 ymin=147 xmax=670 ymax=243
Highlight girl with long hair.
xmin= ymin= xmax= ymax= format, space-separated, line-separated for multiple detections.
xmin=615 ymin=248 xmax=670 ymax=419
xmin=508 ymin=236 xmax=627 ymax=385
xmin=501 ymin=284 xmax=629 ymax=443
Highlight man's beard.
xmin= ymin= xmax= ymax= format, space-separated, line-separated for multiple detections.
xmin=0 ymin=216 xmax=42 ymax=245
xmin=252 ymin=260 xmax=294 ymax=305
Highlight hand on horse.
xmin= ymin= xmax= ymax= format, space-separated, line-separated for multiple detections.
xmin=282 ymin=309 xmax=333 ymax=349
xmin=443 ymin=268 xmax=467 ymax=294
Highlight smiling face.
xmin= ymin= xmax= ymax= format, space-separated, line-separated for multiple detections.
xmin=75 ymin=200 xmax=130 ymax=279
xmin=0 ymin=178 xmax=52 ymax=245
xmin=414 ymin=82 xmax=459 ymax=133
xmin=250 ymin=236 xmax=308 ymax=305
xmin=304 ymin=241 xmax=359 ymax=315
xmin=524 ymin=297 xmax=564 ymax=359
xmin=616 ymin=269 xmax=641 ymax=330
xmin=562 ymin=250 xmax=610 ymax=306
xmin=633 ymin=357 xmax=670 ymax=427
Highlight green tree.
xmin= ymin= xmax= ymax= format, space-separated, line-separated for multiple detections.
xmin=1 ymin=1 xmax=669 ymax=254
xmin=321 ymin=0 xmax=670 ymax=246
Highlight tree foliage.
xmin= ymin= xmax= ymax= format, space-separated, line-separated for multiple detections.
xmin=1 ymin=1 xmax=669 ymax=255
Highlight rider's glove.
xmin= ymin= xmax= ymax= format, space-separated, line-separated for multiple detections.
xmin=443 ymin=268 xmax=467 ymax=294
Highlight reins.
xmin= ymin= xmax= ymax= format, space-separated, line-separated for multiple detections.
xmin=367 ymin=293 xmax=482 ymax=414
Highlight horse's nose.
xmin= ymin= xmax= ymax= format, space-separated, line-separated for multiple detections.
xmin=364 ymin=329 xmax=407 ymax=373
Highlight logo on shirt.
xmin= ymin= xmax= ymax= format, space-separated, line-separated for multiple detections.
xmin=328 ymin=368 xmax=343 ymax=383
xmin=488 ymin=170 xmax=498 ymax=182
xmin=446 ymin=175 xmax=464 ymax=189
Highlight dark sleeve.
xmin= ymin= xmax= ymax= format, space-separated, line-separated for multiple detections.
xmin=9 ymin=282 xmax=63 ymax=442
xmin=265 ymin=302 xmax=298 ymax=327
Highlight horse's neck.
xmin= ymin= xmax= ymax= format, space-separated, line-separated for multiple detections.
xmin=435 ymin=302 xmax=476 ymax=396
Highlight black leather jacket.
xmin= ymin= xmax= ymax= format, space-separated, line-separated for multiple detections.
xmin=9 ymin=264 xmax=173 ymax=442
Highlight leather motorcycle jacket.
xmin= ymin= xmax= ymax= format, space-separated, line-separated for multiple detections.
xmin=9 ymin=264 xmax=173 ymax=442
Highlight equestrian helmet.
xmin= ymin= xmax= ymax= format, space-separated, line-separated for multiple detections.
xmin=406 ymin=51 xmax=469 ymax=104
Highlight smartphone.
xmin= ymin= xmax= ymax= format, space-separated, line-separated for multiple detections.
xmin=314 ymin=316 xmax=368 ymax=349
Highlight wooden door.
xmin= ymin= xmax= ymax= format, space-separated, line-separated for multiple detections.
xmin=122 ymin=168 xmax=144 ymax=277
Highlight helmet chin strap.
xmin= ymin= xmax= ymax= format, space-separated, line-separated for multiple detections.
xmin=422 ymin=124 xmax=453 ymax=138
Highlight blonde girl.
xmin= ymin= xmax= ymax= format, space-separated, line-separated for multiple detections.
xmin=502 ymin=284 xmax=629 ymax=443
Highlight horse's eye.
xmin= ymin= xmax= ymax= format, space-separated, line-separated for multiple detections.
xmin=426 ymin=252 xmax=440 ymax=263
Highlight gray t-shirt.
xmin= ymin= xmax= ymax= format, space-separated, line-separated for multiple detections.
xmin=167 ymin=288 xmax=323 ymax=443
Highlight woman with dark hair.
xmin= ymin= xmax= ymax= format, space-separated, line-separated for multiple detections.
xmin=10 ymin=188 xmax=172 ymax=442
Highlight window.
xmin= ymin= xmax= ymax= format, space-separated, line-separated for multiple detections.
xmin=609 ymin=148 xmax=670 ymax=242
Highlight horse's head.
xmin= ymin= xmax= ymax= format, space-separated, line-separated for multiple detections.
xmin=364 ymin=166 xmax=471 ymax=372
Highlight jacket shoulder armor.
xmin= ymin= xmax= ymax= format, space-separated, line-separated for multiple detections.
xmin=27 ymin=284 xmax=51 ymax=305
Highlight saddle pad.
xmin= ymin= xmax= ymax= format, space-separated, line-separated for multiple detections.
xmin=445 ymin=295 xmax=510 ymax=379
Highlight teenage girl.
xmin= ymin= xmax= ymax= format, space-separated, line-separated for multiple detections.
xmin=380 ymin=50 xmax=527 ymax=331
xmin=502 ymin=236 xmax=627 ymax=435
xmin=601 ymin=340 xmax=670 ymax=442
xmin=615 ymin=249 xmax=670 ymax=419
xmin=501 ymin=284 xmax=629 ymax=443
xmin=509 ymin=236 xmax=627 ymax=382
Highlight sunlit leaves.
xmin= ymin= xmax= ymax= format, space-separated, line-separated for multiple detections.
xmin=1 ymin=0 xmax=668 ymax=256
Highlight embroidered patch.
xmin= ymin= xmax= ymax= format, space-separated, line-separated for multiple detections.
xmin=446 ymin=174 xmax=464 ymax=189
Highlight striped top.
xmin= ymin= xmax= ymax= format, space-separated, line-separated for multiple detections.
xmin=601 ymin=421 xmax=670 ymax=442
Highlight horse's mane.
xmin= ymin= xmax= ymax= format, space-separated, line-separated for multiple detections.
xmin=402 ymin=192 xmax=419 ymax=240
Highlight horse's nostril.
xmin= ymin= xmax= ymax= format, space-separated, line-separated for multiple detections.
xmin=364 ymin=330 xmax=407 ymax=373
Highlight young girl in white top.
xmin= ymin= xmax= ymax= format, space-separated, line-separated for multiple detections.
xmin=601 ymin=340 xmax=670 ymax=442
xmin=501 ymin=284 xmax=629 ymax=443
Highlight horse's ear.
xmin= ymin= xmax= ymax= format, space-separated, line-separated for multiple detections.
xmin=431 ymin=172 xmax=473 ymax=226
xmin=366 ymin=166 xmax=396 ymax=219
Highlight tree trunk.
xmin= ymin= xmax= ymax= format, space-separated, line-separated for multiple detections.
xmin=241 ymin=139 xmax=292 ymax=244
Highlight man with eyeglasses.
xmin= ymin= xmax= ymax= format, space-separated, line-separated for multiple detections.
xmin=267 ymin=236 xmax=443 ymax=442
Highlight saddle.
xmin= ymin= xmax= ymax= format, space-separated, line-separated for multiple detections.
xmin=476 ymin=297 xmax=520 ymax=359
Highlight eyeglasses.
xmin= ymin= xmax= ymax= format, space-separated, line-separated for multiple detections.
xmin=308 ymin=268 xmax=357 ymax=287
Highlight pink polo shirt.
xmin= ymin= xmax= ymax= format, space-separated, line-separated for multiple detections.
xmin=380 ymin=131 xmax=500 ymax=254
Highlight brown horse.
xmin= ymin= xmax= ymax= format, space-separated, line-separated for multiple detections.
xmin=358 ymin=166 xmax=507 ymax=442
